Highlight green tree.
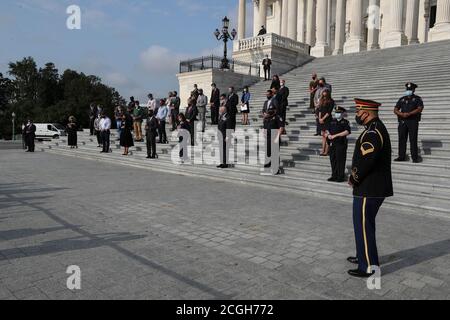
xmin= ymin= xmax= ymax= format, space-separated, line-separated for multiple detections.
xmin=1 ymin=57 xmax=125 ymax=139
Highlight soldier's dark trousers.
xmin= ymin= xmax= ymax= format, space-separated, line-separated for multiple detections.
xmin=146 ymin=133 xmax=156 ymax=157
xmin=353 ymin=197 xmax=385 ymax=273
xmin=329 ymin=143 xmax=347 ymax=180
xmin=398 ymin=120 xmax=419 ymax=161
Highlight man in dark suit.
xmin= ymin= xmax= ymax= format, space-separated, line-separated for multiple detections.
xmin=258 ymin=25 xmax=267 ymax=36
xmin=217 ymin=104 xmax=232 ymax=169
xmin=262 ymin=55 xmax=272 ymax=81
xmin=226 ymin=87 xmax=239 ymax=131
xmin=25 ymin=119 xmax=36 ymax=152
xmin=89 ymin=103 xmax=98 ymax=136
xmin=278 ymin=79 xmax=290 ymax=126
xmin=262 ymin=90 xmax=283 ymax=174
xmin=210 ymin=83 xmax=220 ymax=125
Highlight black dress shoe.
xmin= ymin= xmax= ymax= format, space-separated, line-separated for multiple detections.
xmin=348 ymin=269 xmax=375 ymax=278
xmin=413 ymin=159 xmax=422 ymax=163
xmin=347 ymin=256 xmax=359 ymax=264
xmin=328 ymin=177 xmax=337 ymax=182
xmin=264 ymin=163 xmax=272 ymax=168
xmin=217 ymin=164 xmax=224 ymax=169
xmin=394 ymin=157 xmax=406 ymax=162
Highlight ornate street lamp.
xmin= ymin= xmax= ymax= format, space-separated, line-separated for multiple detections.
xmin=11 ymin=112 xmax=16 ymax=141
xmin=214 ymin=16 xmax=237 ymax=70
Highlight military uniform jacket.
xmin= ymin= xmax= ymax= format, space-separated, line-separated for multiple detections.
xmin=350 ymin=118 xmax=394 ymax=198
xmin=395 ymin=94 xmax=424 ymax=122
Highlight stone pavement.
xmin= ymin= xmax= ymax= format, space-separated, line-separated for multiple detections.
xmin=0 ymin=150 xmax=449 ymax=300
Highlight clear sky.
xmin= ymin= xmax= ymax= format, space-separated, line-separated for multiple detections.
xmin=0 ymin=0 xmax=254 ymax=102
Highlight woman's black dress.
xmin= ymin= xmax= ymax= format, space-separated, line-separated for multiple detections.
xmin=67 ymin=122 xmax=78 ymax=146
xmin=120 ymin=114 xmax=134 ymax=147
xmin=319 ymin=100 xmax=335 ymax=132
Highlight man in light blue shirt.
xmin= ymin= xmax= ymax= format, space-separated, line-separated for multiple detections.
xmin=156 ymin=99 xmax=169 ymax=144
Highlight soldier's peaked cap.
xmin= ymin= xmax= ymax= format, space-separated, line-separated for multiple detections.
xmin=354 ymin=98 xmax=382 ymax=111
xmin=335 ymin=106 xmax=347 ymax=113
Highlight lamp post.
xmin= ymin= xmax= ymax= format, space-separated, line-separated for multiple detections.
xmin=11 ymin=112 xmax=16 ymax=141
xmin=214 ymin=16 xmax=237 ymax=70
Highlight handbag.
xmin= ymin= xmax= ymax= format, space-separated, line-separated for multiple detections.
xmin=240 ymin=103 xmax=249 ymax=112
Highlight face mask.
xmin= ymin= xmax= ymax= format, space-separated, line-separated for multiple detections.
xmin=335 ymin=113 xmax=343 ymax=120
xmin=355 ymin=114 xmax=365 ymax=126
xmin=405 ymin=90 xmax=413 ymax=96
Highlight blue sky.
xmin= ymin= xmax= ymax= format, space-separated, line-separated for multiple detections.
xmin=0 ymin=0 xmax=253 ymax=102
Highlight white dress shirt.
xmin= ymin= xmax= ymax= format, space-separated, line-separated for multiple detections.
xmin=99 ymin=117 xmax=111 ymax=131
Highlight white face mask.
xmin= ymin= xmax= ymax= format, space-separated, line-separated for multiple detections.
xmin=335 ymin=113 xmax=343 ymax=120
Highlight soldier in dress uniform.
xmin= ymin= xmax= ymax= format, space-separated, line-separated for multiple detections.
xmin=394 ymin=82 xmax=424 ymax=163
xmin=327 ymin=107 xmax=351 ymax=182
xmin=347 ymin=98 xmax=394 ymax=278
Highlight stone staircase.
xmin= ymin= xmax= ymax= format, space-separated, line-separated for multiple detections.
xmin=41 ymin=40 xmax=450 ymax=217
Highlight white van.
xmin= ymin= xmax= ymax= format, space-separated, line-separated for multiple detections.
xmin=35 ymin=123 xmax=67 ymax=139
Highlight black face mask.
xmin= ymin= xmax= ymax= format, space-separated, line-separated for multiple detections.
xmin=355 ymin=114 xmax=365 ymax=126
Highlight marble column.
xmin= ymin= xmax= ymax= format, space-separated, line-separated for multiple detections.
xmin=344 ymin=0 xmax=367 ymax=53
xmin=311 ymin=0 xmax=332 ymax=56
xmin=253 ymin=0 xmax=260 ymax=36
xmin=326 ymin=0 xmax=332 ymax=45
xmin=333 ymin=0 xmax=346 ymax=55
xmin=384 ymin=0 xmax=408 ymax=48
xmin=281 ymin=0 xmax=289 ymax=36
xmin=418 ymin=0 xmax=431 ymax=43
xmin=287 ymin=0 xmax=298 ymax=39
xmin=297 ymin=0 xmax=306 ymax=42
xmin=429 ymin=0 xmax=450 ymax=41
xmin=367 ymin=0 xmax=381 ymax=50
xmin=405 ymin=0 xmax=420 ymax=44
xmin=305 ymin=0 xmax=316 ymax=46
xmin=259 ymin=0 xmax=268 ymax=31
xmin=238 ymin=0 xmax=247 ymax=39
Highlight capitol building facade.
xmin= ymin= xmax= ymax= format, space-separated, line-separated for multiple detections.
xmin=235 ymin=0 xmax=450 ymax=57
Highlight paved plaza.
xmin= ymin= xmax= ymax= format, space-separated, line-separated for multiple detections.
xmin=0 ymin=150 xmax=449 ymax=300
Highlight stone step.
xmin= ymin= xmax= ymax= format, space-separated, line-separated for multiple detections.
xmin=43 ymin=146 xmax=450 ymax=217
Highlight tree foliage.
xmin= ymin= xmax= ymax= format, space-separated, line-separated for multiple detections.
xmin=0 ymin=57 xmax=125 ymax=139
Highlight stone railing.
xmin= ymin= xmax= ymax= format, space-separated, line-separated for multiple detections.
xmin=233 ymin=33 xmax=310 ymax=54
